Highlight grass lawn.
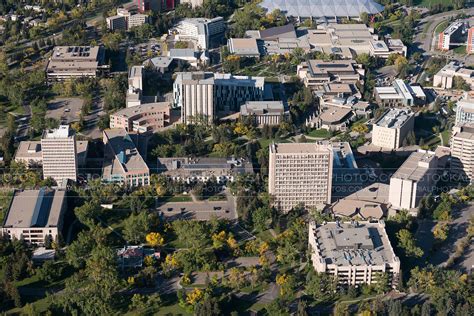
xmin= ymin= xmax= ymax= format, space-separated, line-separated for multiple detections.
xmin=306 ymin=129 xmax=331 ymax=138
xmin=6 ymin=297 xmax=52 ymax=315
xmin=161 ymin=195 xmax=193 ymax=203
xmin=452 ymin=45 xmax=467 ymax=55
xmin=0 ymin=190 xmax=14 ymax=224
xmin=415 ymin=0 xmax=452 ymax=7
xmin=206 ymin=194 xmax=227 ymax=201
xmin=434 ymin=20 xmax=449 ymax=34
xmin=440 ymin=129 xmax=451 ymax=146
xmin=256 ymin=229 xmax=275 ymax=242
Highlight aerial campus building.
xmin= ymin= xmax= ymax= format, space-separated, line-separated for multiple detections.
xmin=260 ymin=0 xmax=384 ymax=19
xmin=371 ymin=108 xmax=415 ymax=150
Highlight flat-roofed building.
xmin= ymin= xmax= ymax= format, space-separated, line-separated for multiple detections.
xmin=46 ymin=46 xmax=109 ymax=82
xmin=240 ymin=101 xmax=286 ymax=126
xmin=227 ymin=38 xmax=260 ymax=57
xmin=1 ymin=188 xmax=67 ymax=244
xmin=127 ymin=65 xmax=144 ymax=108
xmin=297 ymin=59 xmax=364 ymax=91
xmin=332 ymin=183 xmax=389 ymax=219
xmin=438 ymin=21 xmax=465 ymax=51
xmin=319 ymin=106 xmax=354 ymax=131
xmin=15 ymin=140 xmax=88 ymax=168
xmin=451 ymin=123 xmax=474 ymax=181
xmin=102 ymin=129 xmax=150 ymax=187
xmin=41 ymin=125 xmax=77 ymax=183
xmin=468 ymin=28 xmax=474 ymax=54
xmin=106 ymin=15 xmax=127 ymax=31
xmin=110 ymin=102 xmax=171 ymax=133
xmin=374 ymin=80 xmax=426 ymax=107
xmin=172 ymin=17 xmax=225 ymax=50
xmin=433 ymin=61 xmax=474 ymax=90
xmin=269 ymin=142 xmax=333 ymax=212
xmin=309 ymin=220 xmax=400 ymax=287
xmin=389 ymin=150 xmax=439 ymax=211
xmin=371 ymin=108 xmax=415 ymax=150
xmin=455 ymin=97 xmax=474 ymax=125
xmin=157 ymin=157 xmax=253 ymax=184
xmin=173 ymin=72 xmax=265 ymax=124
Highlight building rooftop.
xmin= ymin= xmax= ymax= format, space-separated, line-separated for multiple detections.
xmin=175 ymin=72 xmax=265 ymax=88
xmin=442 ymin=21 xmax=464 ymax=36
xmin=391 ymin=150 xmax=436 ymax=182
xmin=15 ymin=140 xmax=88 ymax=162
xmin=240 ymin=101 xmax=285 ymax=116
xmin=257 ymin=23 xmax=296 ymax=40
xmin=3 ymin=189 xmax=66 ymax=228
xmin=157 ymin=157 xmax=253 ymax=178
xmin=307 ymin=59 xmax=357 ymax=76
xmin=310 ymin=220 xmax=398 ymax=267
xmin=375 ymin=108 xmax=413 ymax=129
xmin=270 ymin=142 xmax=333 ymax=154
xmin=47 ymin=46 xmax=104 ymax=72
xmin=111 ymin=102 xmax=170 ymax=119
xmin=42 ymin=125 xmax=74 ymax=139
xmin=228 ymin=38 xmax=260 ymax=55
xmin=320 ymin=106 xmax=353 ymax=124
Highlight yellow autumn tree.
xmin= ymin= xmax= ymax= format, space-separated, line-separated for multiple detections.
xmin=186 ymin=288 xmax=204 ymax=306
xmin=146 ymin=232 xmax=165 ymax=247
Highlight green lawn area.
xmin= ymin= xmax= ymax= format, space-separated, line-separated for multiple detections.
xmin=441 ymin=130 xmax=451 ymax=146
xmin=207 ymin=194 xmax=227 ymax=202
xmin=161 ymin=195 xmax=193 ymax=203
xmin=305 ymin=129 xmax=331 ymax=138
xmin=452 ymin=45 xmax=467 ymax=55
xmin=6 ymin=297 xmax=52 ymax=315
xmin=0 ymin=190 xmax=14 ymax=224
xmin=256 ymin=229 xmax=275 ymax=242
xmin=415 ymin=0 xmax=452 ymax=7
xmin=434 ymin=20 xmax=449 ymax=34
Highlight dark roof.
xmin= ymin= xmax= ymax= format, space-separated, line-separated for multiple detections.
xmin=259 ymin=24 xmax=296 ymax=41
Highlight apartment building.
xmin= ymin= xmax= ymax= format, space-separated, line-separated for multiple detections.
xmin=1 ymin=188 xmax=67 ymax=244
xmin=374 ymin=79 xmax=426 ymax=107
xmin=455 ymin=98 xmax=474 ymax=124
xmin=102 ymin=129 xmax=150 ymax=187
xmin=15 ymin=140 xmax=88 ymax=168
xmin=172 ymin=17 xmax=225 ymax=50
xmin=297 ymin=60 xmax=364 ymax=91
xmin=134 ymin=0 xmax=174 ymax=13
xmin=451 ymin=123 xmax=474 ymax=181
xmin=106 ymin=15 xmax=127 ymax=31
xmin=371 ymin=108 xmax=415 ymax=150
xmin=46 ymin=46 xmax=109 ymax=82
xmin=240 ymin=101 xmax=287 ymax=126
xmin=438 ymin=21 xmax=465 ymax=51
xmin=389 ymin=150 xmax=439 ymax=211
xmin=41 ymin=125 xmax=77 ymax=183
xmin=173 ymin=72 xmax=265 ymax=124
xmin=309 ymin=220 xmax=400 ymax=287
xmin=269 ymin=142 xmax=333 ymax=212
xmin=468 ymin=27 xmax=474 ymax=54
xmin=107 ymin=4 xmax=149 ymax=31
xmin=433 ymin=61 xmax=474 ymax=90
xmin=110 ymin=102 xmax=171 ymax=133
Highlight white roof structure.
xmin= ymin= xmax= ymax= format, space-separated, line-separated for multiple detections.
xmin=260 ymin=0 xmax=384 ymax=18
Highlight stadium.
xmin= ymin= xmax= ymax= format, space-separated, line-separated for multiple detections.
xmin=260 ymin=0 xmax=384 ymax=19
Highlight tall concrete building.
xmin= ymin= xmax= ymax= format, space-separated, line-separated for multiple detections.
xmin=172 ymin=17 xmax=225 ymax=50
xmin=468 ymin=27 xmax=474 ymax=54
xmin=451 ymin=123 xmax=474 ymax=182
xmin=41 ymin=125 xmax=77 ymax=183
xmin=438 ymin=21 xmax=465 ymax=51
xmin=173 ymin=72 xmax=265 ymax=124
xmin=455 ymin=97 xmax=474 ymax=125
xmin=309 ymin=220 xmax=400 ymax=287
xmin=269 ymin=142 xmax=333 ymax=212
xmin=371 ymin=108 xmax=415 ymax=150
xmin=389 ymin=150 xmax=439 ymax=211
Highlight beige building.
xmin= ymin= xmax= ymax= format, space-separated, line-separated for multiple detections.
xmin=389 ymin=150 xmax=439 ymax=212
xmin=371 ymin=108 xmax=415 ymax=150
xmin=110 ymin=102 xmax=171 ymax=133
xmin=297 ymin=59 xmax=364 ymax=91
xmin=46 ymin=46 xmax=109 ymax=82
xmin=1 ymin=189 xmax=67 ymax=244
xmin=451 ymin=123 xmax=474 ymax=181
xmin=240 ymin=101 xmax=287 ymax=126
xmin=41 ymin=126 xmax=78 ymax=183
xmin=15 ymin=140 xmax=88 ymax=168
xmin=102 ymin=129 xmax=150 ymax=187
xmin=309 ymin=220 xmax=400 ymax=287
xmin=433 ymin=62 xmax=474 ymax=90
xmin=269 ymin=142 xmax=333 ymax=212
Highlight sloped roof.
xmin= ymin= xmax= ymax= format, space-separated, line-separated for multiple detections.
xmin=260 ymin=0 xmax=384 ymax=18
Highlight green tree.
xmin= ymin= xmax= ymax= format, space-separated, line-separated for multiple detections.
xmin=123 ymin=212 xmax=150 ymax=244
xmin=396 ymin=229 xmax=423 ymax=258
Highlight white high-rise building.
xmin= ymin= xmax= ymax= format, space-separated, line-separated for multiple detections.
xmin=371 ymin=108 xmax=415 ymax=150
xmin=41 ymin=125 xmax=78 ymax=183
xmin=455 ymin=97 xmax=474 ymax=125
xmin=172 ymin=17 xmax=225 ymax=50
xmin=451 ymin=123 xmax=474 ymax=182
xmin=269 ymin=142 xmax=333 ymax=212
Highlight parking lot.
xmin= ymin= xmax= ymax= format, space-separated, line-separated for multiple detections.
xmin=130 ymin=39 xmax=162 ymax=58
xmin=157 ymin=195 xmax=237 ymax=221
xmin=46 ymin=97 xmax=84 ymax=124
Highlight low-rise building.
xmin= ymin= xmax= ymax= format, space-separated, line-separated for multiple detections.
xmin=240 ymin=101 xmax=286 ymax=126
xmin=389 ymin=150 xmax=439 ymax=212
xmin=46 ymin=46 xmax=109 ymax=82
xmin=15 ymin=140 xmax=88 ymax=167
xmin=433 ymin=61 xmax=474 ymax=90
xmin=102 ymin=129 xmax=150 ymax=187
xmin=157 ymin=157 xmax=253 ymax=183
xmin=309 ymin=220 xmax=400 ymax=286
xmin=297 ymin=59 xmax=364 ymax=91
xmin=318 ymin=106 xmax=354 ymax=131
xmin=1 ymin=188 xmax=67 ymax=244
xmin=269 ymin=142 xmax=333 ymax=212
xmin=371 ymin=108 xmax=415 ymax=150
xmin=374 ymin=80 xmax=426 ymax=107
xmin=227 ymin=38 xmax=260 ymax=57
xmin=110 ymin=102 xmax=171 ymax=133
xmin=451 ymin=123 xmax=474 ymax=182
